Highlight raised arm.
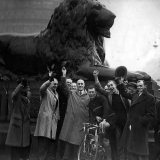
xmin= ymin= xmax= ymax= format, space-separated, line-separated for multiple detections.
xmin=40 ymin=80 xmax=51 ymax=98
xmin=40 ymin=70 xmax=55 ymax=98
xmin=12 ymin=84 xmax=24 ymax=101
xmin=116 ymin=77 xmax=132 ymax=100
xmin=61 ymin=67 xmax=70 ymax=98
xmin=93 ymin=70 xmax=108 ymax=97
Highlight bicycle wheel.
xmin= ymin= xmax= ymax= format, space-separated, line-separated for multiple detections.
xmin=78 ymin=134 xmax=97 ymax=160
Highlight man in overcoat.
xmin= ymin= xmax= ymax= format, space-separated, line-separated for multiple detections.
xmin=117 ymin=79 xmax=155 ymax=160
xmin=34 ymin=72 xmax=59 ymax=160
xmin=6 ymin=78 xmax=31 ymax=160
xmin=93 ymin=70 xmax=130 ymax=160
xmin=59 ymin=67 xmax=90 ymax=160
xmin=56 ymin=77 xmax=73 ymax=159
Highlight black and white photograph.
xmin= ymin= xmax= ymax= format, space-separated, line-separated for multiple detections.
xmin=0 ymin=0 xmax=160 ymax=160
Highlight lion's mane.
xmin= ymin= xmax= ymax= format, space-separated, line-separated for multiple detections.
xmin=36 ymin=0 xmax=108 ymax=78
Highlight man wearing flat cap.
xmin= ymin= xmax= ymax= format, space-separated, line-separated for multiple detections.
xmin=127 ymin=82 xmax=137 ymax=94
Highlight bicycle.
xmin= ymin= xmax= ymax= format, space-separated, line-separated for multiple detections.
xmin=78 ymin=122 xmax=107 ymax=160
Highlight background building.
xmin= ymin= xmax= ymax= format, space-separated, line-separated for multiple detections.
xmin=0 ymin=0 xmax=63 ymax=33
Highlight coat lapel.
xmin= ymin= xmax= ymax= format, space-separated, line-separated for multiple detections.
xmin=131 ymin=90 xmax=147 ymax=107
xmin=120 ymin=94 xmax=127 ymax=110
xmin=108 ymin=93 xmax=112 ymax=106
xmin=108 ymin=93 xmax=127 ymax=110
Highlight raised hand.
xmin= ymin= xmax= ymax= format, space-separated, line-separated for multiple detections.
xmin=99 ymin=119 xmax=110 ymax=132
xmin=96 ymin=116 xmax=102 ymax=122
xmin=93 ymin=70 xmax=99 ymax=77
xmin=119 ymin=77 xmax=125 ymax=84
xmin=62 ymin=67 xmax=67 ymax=77
xmin=49 ymin=71 xmax=55 ymax=82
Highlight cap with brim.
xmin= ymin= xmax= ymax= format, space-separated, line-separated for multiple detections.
xmin=128 ymin=82 xmax=137 ymax=88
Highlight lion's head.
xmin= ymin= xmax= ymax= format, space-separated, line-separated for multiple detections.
xmin=85 ymin=0 xmax=115 ymax=38
xmin=36 ymin=0 xmax=116 ymax=78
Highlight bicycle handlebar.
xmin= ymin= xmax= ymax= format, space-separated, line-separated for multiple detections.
xmin=80 ymin=123 xmax=100 ymax=132
xmin=83 ymin=122 xmax=99 ymax=126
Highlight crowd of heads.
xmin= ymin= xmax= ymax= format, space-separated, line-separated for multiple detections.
xmin=19 ymin=67 xmax=147 ymax=98
xmin=63 ymin=73 xmax=146 ymax=98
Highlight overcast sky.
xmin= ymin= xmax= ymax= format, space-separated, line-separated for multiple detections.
xmin=99 ymin=0 xmax=160 ymax=82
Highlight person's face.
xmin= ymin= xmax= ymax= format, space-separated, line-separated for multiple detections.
xmin=66 ymin=78 xmax=72 ymax=88
xmin=71 ymin=83 xmax=77 ymax=91
xmin=50 ymin=79 xmax=58 ymax=91
xmin=137 ymin=81 xmax=145 ymax=93
xmin=104 ymin=85 xmax=110 ymax=92
xmin=88 ymin=88 xmax=96 ymax=99
xmin=107 ymin=81 xmax=117 ymax=92
xmin=127 ymin=86 xmax=137 ymax=94
xmin=77 ymin=79 xmax=85 ymax=91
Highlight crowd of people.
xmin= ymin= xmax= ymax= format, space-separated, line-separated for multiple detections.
xmin=5 ymin=64 xmax=159 ymax=160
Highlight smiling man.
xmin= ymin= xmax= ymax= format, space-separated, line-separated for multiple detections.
xmin=87 ymin=85 xmax=115 ymax=127
xmin=93 ymin=70 xmax=130 ymax=160
xmin=59 ymin=67 xmax=90 ymax=160
xmin=87 ymin=85 xmax=116 ymax=160
xmin=117 ymin=79 xmax=156 ymax=160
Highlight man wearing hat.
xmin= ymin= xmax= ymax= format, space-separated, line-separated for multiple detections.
xmin=126 ymin=82 xmax=137 ymax=94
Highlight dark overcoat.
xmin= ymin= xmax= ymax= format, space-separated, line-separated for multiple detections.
xmin=118 ymin=84 xmax=155 ymax=155
xmin=59 ymin=77 xmax=90 ymax=145
xmin=6 ymin=84 xmax=31 ymax=147
xmin=153 ymin=101 xmax=160 ymax=147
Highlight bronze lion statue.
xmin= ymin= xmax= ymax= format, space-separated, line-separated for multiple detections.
xmin=0 ymin=0 xmax=151 ymax=81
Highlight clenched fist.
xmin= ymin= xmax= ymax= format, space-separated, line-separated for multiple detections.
xmin=93 ymin=70 xmax=99 ymax=77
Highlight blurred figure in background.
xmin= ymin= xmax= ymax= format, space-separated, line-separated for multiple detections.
xmin=126 ymin=82 xmax=137 ymax=94
xmin=71 ymin=82 xmax=77 ymax=91
xmin=66 ymin=78 xmax=72 ymax=90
